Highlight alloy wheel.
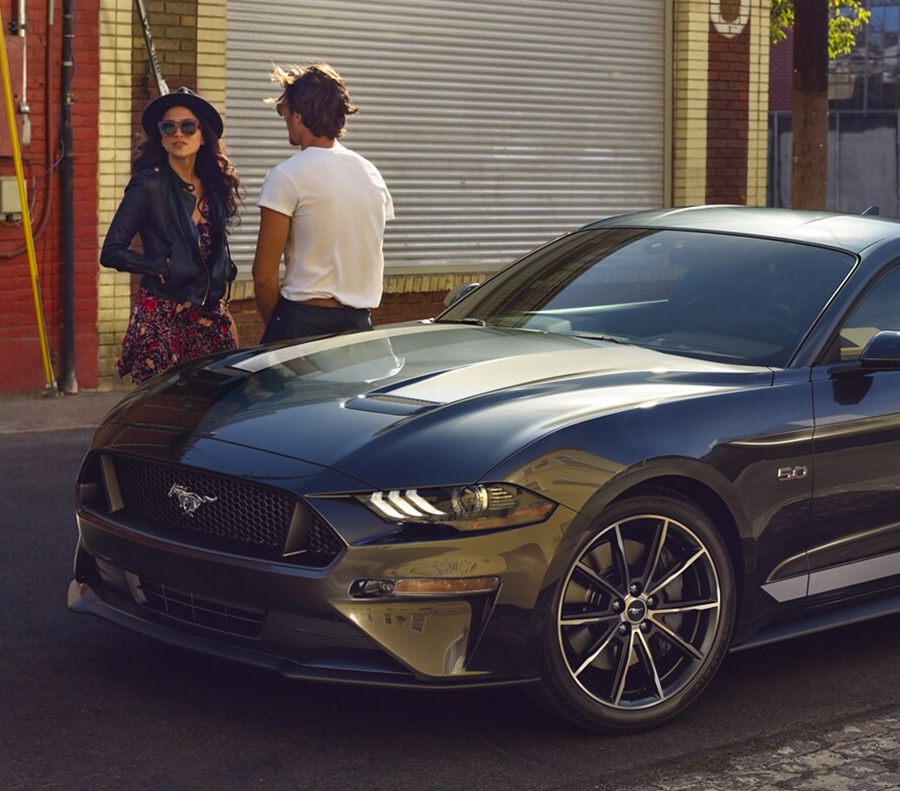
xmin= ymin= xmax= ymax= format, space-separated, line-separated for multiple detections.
xmin=556 ymin=510 xmax=725 ymax=713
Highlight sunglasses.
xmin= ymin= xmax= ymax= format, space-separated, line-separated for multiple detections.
xmin=158 ymin=119 xmax=201 ymax=137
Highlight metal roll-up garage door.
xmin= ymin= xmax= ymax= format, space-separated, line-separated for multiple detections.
xmin=225 ymin=0 xmax=668 ymax=273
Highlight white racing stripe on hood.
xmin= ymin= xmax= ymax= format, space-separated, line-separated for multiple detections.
xmin=232 ymin=324 xmax=442 ymax=374
xmin=382 ymin=347 xmax=675 ymax=403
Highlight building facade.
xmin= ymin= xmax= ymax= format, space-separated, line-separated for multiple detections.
xmin=0 ymin=0 xmax=771 ymax=394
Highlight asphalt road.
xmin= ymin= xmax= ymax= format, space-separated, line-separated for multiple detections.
xmin=3 ymin=426 xmax=900 ymax=791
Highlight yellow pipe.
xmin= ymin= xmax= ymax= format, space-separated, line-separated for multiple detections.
xmin=0 ymin=10 xmax=55 ymax=391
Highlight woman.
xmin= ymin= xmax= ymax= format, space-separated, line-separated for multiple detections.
xmin=101 ymin=87 xmax=242 ymax=384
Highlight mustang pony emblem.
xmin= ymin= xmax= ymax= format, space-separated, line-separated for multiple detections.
xmin=168 ymin=483 xmax=217 ymax=516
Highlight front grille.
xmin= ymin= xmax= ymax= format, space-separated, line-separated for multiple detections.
xmin=139 ymin=579 xmax=264 ymax=639
xmin=108 ymin=455 xmax=343 ymax=566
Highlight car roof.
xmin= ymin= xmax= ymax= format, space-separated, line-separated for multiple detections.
xmin=583 ymin=205 xmax=900 ymax=254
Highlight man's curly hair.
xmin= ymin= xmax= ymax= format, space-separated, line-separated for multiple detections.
xmin=270 ymin=62 xmax=358 ymax=139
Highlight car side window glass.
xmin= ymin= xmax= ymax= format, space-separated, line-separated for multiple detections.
xmin=837 ymin=266 xmax=900 ymax=361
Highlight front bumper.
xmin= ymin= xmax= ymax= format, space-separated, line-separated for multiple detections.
xmin=70 ymin=503 xmax=570 ymax=688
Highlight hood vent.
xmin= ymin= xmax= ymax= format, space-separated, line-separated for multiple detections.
xmin=345 ymin=393 xmax=440 ymax=416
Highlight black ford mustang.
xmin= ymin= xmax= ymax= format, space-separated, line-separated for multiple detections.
xmin=71 ymin=206 xmax=900 ymax=733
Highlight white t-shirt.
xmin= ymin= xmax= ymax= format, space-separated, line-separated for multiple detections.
xmin=257 ymin=142 xmax=394 ymax=309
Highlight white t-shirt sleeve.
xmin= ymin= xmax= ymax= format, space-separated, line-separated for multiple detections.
xmin=257 ymin=166 xmax=297 ymax=217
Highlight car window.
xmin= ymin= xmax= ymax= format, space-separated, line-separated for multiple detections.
xmin=440 ymin=228 xmax=855 ymax=367
xmin=836 ymin=266 xmax=900 ymax=361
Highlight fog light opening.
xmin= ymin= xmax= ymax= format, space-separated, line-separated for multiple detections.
xmin=351 ymin=576 xmax=500 ymax=599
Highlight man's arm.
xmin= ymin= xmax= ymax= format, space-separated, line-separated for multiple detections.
xmin=252 ymin=207 xmax=291 ymax=324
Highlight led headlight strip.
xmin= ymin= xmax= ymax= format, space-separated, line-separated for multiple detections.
xmin=367 ymin=490 xmax=445 ymax=520
xmin=359 ymin=483 xmax=556 ymax=531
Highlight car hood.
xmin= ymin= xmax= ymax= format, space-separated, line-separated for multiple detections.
xmin=102 ymin=323 xmax=773 ymax=488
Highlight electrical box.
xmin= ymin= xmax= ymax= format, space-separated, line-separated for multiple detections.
xmin=0 ymin=35 xmax=24 ymax=158
xmin=0 ymin=177 xmax=22 ymax=220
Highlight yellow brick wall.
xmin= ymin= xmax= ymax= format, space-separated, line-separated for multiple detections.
xmin=197 ymin=1 xmax=227 ymax=111
xmin=672 ymin=0 xmax=710 ymax=207
xmin=97 ymin=0 xmax=135 ymax=391
xmin=747 ymin=0 xmax=771 ymax=207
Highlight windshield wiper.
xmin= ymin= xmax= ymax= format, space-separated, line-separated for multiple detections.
xmin=435 ymin=317 xmax=487 ymax=326
xmin=568 ymin=331 xmax=628 ymax=344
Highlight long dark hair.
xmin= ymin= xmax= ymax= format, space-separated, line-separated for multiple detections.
xmin=134 ymin=119 xmax=242 ymax=228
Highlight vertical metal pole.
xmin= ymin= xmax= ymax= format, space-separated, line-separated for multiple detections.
xmin=59 ymin=0 xmax=77 ymax=393
xmin=134 ymin=0 xmax=169 ymax=95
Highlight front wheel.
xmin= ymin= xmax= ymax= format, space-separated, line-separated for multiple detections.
xmin=536 ymin=490 xmax=736 ymax=733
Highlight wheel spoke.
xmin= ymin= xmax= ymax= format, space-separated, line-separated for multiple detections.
xmin=647 ymin=548 xmax=707 ymax=598
xmin=649 ymin=615 xmax=707 ymax=661
xmin=612 ymin=523 xmax=631 ymax=592
xmin=573 ymin=624 xmax=619 ymax=677
xmin=642 ymin=518 xmax=669 ymax=589
xmin=561 ymin=610 xmax=620 ymax=627
xmin=611 ymin=629 xmax=637 ymax=705
xmin=635 ymin=629 xmax=665 ymax=700
xmin=653 ymin=598 xmax=720 ymax=616
xmin=574 ymin=560 xmax=622 ymax=599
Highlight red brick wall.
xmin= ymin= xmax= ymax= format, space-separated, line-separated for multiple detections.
xmin=374 ymin=291 xmax=447 ymax=325
xmin=229 ymin=298 xmax=264 ymax=347
xmin=0 ymin=0 xmax=100 ymax=393
xmin=706 ymin=19 xmax=750 ymax=204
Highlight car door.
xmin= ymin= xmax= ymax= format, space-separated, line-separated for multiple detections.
xmin=809 ymin=264 xmax=900 ymax=603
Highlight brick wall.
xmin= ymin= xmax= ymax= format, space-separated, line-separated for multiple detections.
xmin=707 ymin=16 xmax=751 ymax=203
xmin=747 ymin=2 xmax=771 ymax=208
xmin=673 ymin=0 xmax=769 ymax=208
xmin=673 ymin=1 xmax=711 ymax=207
xmin=0 ymin=0 xmax=100 ymax=393
xmin=132 ymin=0 xmax=197 ymax=104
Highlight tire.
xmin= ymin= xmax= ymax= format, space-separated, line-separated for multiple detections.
xmin=536 ymin=489 xmax=736 ymax=733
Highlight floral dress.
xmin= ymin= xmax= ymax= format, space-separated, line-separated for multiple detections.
xmin=117 ymin=197 xmax=237 ymax=384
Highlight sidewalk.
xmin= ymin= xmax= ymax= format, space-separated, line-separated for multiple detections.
xmin=0 ymin=389 xmax=126 ymax=434
xmin=629 ymin=708 xmax=900 ymax=791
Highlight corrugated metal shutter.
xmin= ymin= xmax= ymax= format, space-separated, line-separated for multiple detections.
xmin=225 ymin=0 xmax=667 ymax=273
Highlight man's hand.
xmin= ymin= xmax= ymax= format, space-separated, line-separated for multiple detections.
xmin=252 ymin=207 xmax=291 ymax=324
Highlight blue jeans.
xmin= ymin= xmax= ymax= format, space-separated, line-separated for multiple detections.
xmin=260 ymin=298 xmax=372 ymax=344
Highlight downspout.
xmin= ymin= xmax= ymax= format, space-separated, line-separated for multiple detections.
xmin=59 ymin=0 xmax=76 ymax=393
xmin=15 ymin=0 xmax=30 ymax=146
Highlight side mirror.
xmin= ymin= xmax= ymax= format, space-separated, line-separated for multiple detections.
xmin=860 ymin=330 xmax=900 ymax=369
xmin=443 ymin=281 xmax=481 ymax=308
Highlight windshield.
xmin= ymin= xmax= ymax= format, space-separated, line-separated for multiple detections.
xmin=438 ymin=228 xmax=856 ymax=366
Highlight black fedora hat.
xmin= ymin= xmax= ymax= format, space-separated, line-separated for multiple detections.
xmin=141 ymin=87 xmax=224 ymax=138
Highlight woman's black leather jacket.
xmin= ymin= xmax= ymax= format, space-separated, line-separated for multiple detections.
xmin=100 ymin=164 xmax=236 ymax=308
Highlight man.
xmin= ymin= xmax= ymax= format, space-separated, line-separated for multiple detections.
xmin=253 ymin=63 xmax=394 ymax=343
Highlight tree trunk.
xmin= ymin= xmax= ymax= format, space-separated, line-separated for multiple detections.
xmin=791 ymin=0 xmax=829 ymax=209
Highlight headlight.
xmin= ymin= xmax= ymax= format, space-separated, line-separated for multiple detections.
xmin=356 ymin=483 xmax=556 ymax=532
